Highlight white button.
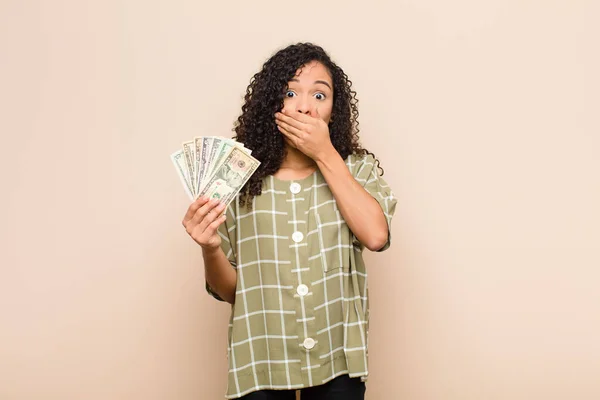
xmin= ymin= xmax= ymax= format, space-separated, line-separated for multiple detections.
xmin=297 ymin=284 xmax=309 ymax=296
xmin=292 ymin=231 xmax=304 ymax=243
xmin=290 ymin=182 xmax=301 ymax=194
xmin=303 ymin=338 xmax=316 ymax=350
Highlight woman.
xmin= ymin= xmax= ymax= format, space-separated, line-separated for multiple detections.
xmin=182 ymin=43 xmax=397 ymax=400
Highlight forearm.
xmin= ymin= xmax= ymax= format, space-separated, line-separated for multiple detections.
xmin=316 ymin=148 xmax=388 ymax=251
xmin=202 ymin=246 xmax=237 ymax=304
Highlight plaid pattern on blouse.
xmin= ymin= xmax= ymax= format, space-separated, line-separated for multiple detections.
xmin=207 ymin=153 xmax=397 ymax=399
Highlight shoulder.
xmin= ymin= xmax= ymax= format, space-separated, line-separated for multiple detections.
xmin=345 ymin=152 xmax=378 ymax=177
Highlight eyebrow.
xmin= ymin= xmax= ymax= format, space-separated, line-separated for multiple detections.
xmin=290 ymin=78 xmax=333 ymax=91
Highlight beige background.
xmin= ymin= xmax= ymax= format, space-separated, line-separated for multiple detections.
xmin=1 ymin=0 xmax=599 ymax=399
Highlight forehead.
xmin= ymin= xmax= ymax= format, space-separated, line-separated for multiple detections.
xmin=292 ymin=61 xmax=332 ymax=83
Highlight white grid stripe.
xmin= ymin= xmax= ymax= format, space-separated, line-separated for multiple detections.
xmin=236 ymin=284 xmax=294 ymax=295
xmin=231 ymin=334 xmax=299 ymax=348
xmin=290 ymin=177 xmax=313 ymax=387
xmin=270 ymin=175 xmax=292 ymax=387
xmin=234 ymin=310 xmax=295 ymax=321
xmin=314 ymin=184 xmax=337 ymax=380
xmin=238 ymin=198 xmax=258 ymax=388
xmin=252 ymin=201 xmax=273 ymax=387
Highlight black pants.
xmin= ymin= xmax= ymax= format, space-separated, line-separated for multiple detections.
xmin=240 ymin=374 xmax=366 ymax=400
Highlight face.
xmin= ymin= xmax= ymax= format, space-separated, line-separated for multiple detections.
xmin=282 ymin=61 xmax=334 ymax=124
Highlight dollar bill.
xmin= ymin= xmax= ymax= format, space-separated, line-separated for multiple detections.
xmin=197 ymin=146 xmax=260 ymax=207
xmin=203 ymin=136 xmax=223 ymax=187
xmin=209 ymin=139 xmax=253 ymax=179
xmin=172 ymin=136 xmax=257 ymax=202
xmin=207 ymin=138 xmax=234 ymax=179
xmin=196 ymin=136 xmax=213 ymax=193
xmin=194 ymin=137 xmax=204 ymax=193
xmin=182 ymin=140 xmax=196 ymax=195
xmin=170 ymin=150 xmax=194 ymax=200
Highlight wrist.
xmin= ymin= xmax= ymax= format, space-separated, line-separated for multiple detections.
xmin=201 ymin=245 xmax=221 ymax=256
xmin=315 ymin=144 xmax=338 ymax=166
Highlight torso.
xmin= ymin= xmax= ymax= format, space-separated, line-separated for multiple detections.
xmin=272 ymin=165 xmax=317 ymax=181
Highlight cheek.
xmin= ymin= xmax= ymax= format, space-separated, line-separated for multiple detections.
xmin=321 ymin=103 xmax=334 ymax=123
xmin=282 ymin=97 xmax=295 ymax=111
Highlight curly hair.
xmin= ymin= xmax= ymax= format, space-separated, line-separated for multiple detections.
xmin=233 ymin=42 xmax=381 ymax=207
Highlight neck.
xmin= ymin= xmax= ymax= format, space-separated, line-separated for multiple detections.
xmin=280 ymin=145 xmax=316 ymax=171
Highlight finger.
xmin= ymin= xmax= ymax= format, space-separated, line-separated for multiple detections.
xmin=276 ymin=120 xmax=304 ymax=138
xmin=198 ymin=201 xmax=227 ymax=233
xmin=190 ymin=198 xmax=220 ymax=226
xmin=194 ymin=197 xmax=222 ymax=221
xmin=205 ymin=213 xmax=227 ymax=238
xmin=275 ymin=111 xmax=310 ymax=129
xmin=283 ymin=108 xmax=317 ymax=124
xmin=182 ymin=196 xmax=209 ymax=225
xmin=277 ymin=126 xmax=300 ymax=146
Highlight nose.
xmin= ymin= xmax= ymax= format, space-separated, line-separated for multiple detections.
xmin=295 ymin=95 xmax=313 ymax=115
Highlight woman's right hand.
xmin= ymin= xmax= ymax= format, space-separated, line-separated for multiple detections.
xmin=182 ymin=196 xmax=227 ymax=250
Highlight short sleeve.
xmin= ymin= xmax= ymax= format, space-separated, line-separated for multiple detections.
xmin=205 ymin=202 xmax=237 ymax=301
xmin=350 ymin=153 xmax=397 ymax=252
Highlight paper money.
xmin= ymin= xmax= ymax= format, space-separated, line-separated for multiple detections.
xmin=194 ymin=137 xmax=204 ymax=195
xmin=170 ymin=150 xmax=194 ymax=200
xmin=197 ymin=146 xmax=260 ymax=207
xmin=203 ymin=136 xmax=223 ymax=188
xmin=212 ymin=140 xmax=252 ymax=174
xmin=171 ymin=136 xmax=260 ymax=204
xmin=182 ymin=141 xmax=196 ymax=195
xmin=196 ymin=136 xmax=212 ymax=194
xmin=207 ymin=138 xmax=235 ymax=179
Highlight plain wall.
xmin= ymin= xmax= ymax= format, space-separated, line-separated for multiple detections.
xmin=1 ymin=0 xmax=599 ymax=399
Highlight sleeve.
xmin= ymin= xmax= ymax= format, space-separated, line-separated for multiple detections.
xmin=205 ymin=202 xmax=237 ymax=301
xmin=352 ymin=153 xmax=397 ymax=252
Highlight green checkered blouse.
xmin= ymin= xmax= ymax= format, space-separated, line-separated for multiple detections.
xmin=207 ymin=153 xmax=397 ymax=399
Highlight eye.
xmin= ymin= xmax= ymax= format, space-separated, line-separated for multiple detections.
xmin=314 ymin=92 xmax=326 ymax=100
xmin=285 ymin=90 xmax=296 ymax=98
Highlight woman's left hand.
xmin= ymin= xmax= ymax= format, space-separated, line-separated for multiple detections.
xmin=275 ymin=109 xmax=334 ymax=161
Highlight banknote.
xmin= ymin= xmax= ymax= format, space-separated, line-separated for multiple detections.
xmin=197 ymin=146 xmax=260 ymax=208
xmin=170 ymin=150 xmax=194 ymax=200
xmin=194 ymin=137 xmax=204 ymax=195
xmin=172 ymin=136 xmax=259 ymax=204
xmin=182 ymin=141 xmax=196 ymax=195
xmin=209 ymin=139 xmax=252 ymax=179
xmin=203 ymin=136 xmax=223 ymax=188
xmin=206 ymin=138 xmax=234 ymax=180
xmin=196 ymin=136 xmax=213 ymax=194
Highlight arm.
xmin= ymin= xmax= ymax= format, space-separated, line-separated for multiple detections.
xmin=183 ymin=197 xmax=237 ymax=304
xmin=274 ymin=109 xmax=392 ymax=251
xmin=316 ymin=148 xmax=389 ymax=251
xmin=203 ymin=246 xmax=237 ymax=304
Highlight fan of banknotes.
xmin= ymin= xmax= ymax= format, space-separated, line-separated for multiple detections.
xmin=170 ymin=136 xmax=260 ymax=206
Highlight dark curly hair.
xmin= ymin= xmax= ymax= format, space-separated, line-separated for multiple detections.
xmin=233 ymin=42 xmax=381 ymax=207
